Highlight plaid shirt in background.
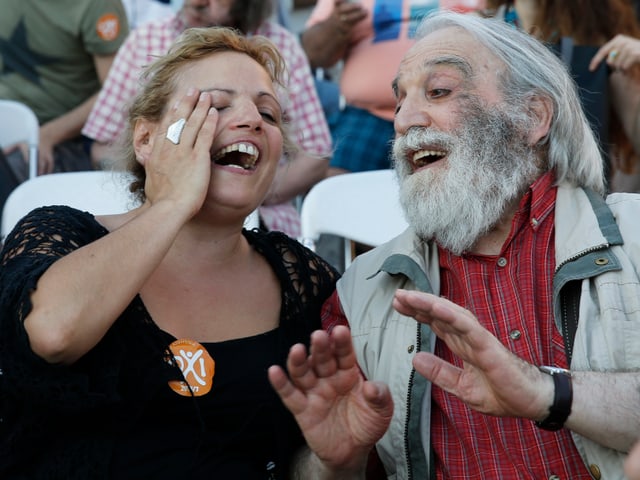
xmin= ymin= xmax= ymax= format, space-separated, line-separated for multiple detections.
xmin=83 ymin=14 xmax=331 ymax=238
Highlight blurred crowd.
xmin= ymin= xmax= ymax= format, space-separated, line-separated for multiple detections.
xmin=4 ymin=0 xmax=640 ymax=238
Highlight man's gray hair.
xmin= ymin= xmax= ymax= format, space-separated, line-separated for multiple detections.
xmin=416 ymin=10 xmax=606 ymax=194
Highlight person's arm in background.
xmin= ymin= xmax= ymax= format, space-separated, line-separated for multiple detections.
xmin=300 ymin=0 xmax=367 ymax=69
xmin=262 ymin=27 xmax=332 ymax=205
xmin=608 ymin=71 xmax=640 ymax=156
xmin=38 ymin=54 xmax=115 ymax=175
xmin=590 ymin=35 xmax=640 ymax=156
xmin=264 ymin=151 xmax=329 ymax=205
xmin=83 ymin=28 xmax=143 ymax=169
xmin=37 ymin=54 xmax=116 ymax=174
xmin=590 ymin=34 xmax=640 ymax=73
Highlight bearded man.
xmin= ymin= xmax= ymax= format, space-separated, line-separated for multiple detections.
xmin=269 ymin=9 xmax=640 ymax=480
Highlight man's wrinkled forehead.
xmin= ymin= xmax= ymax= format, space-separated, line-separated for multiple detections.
xmin=394 ymin=26 xmax=500 ymax=90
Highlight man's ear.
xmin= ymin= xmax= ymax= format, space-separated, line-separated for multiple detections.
xmin=133 ymin=119 xmax=158 ymax=165
xmin=527 ymin=94 xmax=553 ymax=145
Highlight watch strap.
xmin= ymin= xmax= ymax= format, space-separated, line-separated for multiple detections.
xmin=534 ymin=367 xmax=573 ymax=431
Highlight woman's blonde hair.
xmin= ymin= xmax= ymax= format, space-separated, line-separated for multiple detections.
xmin=116 ymin=26 xmax=293 ymax=202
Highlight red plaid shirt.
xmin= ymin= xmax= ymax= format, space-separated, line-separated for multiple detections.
xmin=321 ymin=172 xmax=592 ymax=478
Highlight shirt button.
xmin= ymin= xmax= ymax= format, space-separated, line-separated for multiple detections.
xmin=548 ymin=476 xmax=560 ymax=480
xmin=509 ymin=329 xmax=522 ymax=340
xmin=497 ymin=257 xmax=507 ymax=267
xmin=589 ymin=464 xmax=601 ymax=479
xmin=407 ymin=345 xmax=414 ymax=353
xmin=531 ymin=218 xmax=539 ymax=227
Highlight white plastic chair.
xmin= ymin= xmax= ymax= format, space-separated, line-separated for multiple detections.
xmin=1 ymin=170 xmax=262 ymax=240
xmin=0 ymin=99 xmax=39 ymax=179
xmin=244 ymin=209 xmax=260 ymax=230
xmin=299 ymin=169 xmax=408 ymax=269
xmin=1 ymin=171 xmax=136 ymax=239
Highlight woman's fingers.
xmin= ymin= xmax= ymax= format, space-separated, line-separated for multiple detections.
xmin=161 ymin=87 xmax=198 ymax=144
xmin=174 ymin=91 xmax=216 ymax=149
xmin=162 ymin=88 xmax=214 ymax=148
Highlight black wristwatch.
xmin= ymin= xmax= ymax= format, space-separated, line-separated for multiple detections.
xmin=534 ymin=366 xmax=573 ymax=431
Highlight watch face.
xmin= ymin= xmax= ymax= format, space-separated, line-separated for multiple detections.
xmin=539 ymin=366 xmax=571 ymax=376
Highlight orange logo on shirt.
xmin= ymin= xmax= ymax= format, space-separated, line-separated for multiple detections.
xmin=96 ymin=13 xmax=121 ymax=41
xmin=167 ymin=339 xmax=215 ymax=397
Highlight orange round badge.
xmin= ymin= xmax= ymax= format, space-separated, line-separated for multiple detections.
xmin=96 ymin=13 xmax=121 ymax=41
xmin=167 ymin=339 xmax=215 ymax=397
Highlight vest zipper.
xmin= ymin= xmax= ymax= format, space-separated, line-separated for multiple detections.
xmin=554 ymin=243 xmax=608 ymax=273
xmin=404 ymin=321 xmax=422 ymax=479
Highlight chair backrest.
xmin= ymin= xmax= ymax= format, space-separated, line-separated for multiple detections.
xmin=0 ymin=99 xmax=39 ymax=179
xmin=1 ymin=170 xmax=262 ymax=240
xmin=299 ymin=169 xmax=408 ymax=268
xmin=244 ymin=209 xmax=260 ymax=230
xmin=1 ymin=171 xmax=135 ymax=239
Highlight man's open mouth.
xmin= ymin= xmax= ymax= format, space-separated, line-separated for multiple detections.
xmin=412 ymin=149 xmax=447 ymax=168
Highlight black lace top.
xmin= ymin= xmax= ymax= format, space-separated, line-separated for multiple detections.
xmin=0 ymin=206 xmax=339 ymax=480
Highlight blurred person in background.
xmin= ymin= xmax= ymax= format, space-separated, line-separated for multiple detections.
xmin=590 ymin=28 xmax=640 ymax=192
xmin=483 ymin=0 xmax=640 ymax=193
xmin=0 ymin=0 xmax=129 ymax=176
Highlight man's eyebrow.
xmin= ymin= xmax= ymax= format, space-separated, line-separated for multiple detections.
xmin=425 ymin=55 xmax=473 ymax=78
xmin=392 ymin=55 xmax=474 ymax=95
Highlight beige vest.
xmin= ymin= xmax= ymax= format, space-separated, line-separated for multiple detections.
xmin=337 ymin=185 xmax=640 ymax=479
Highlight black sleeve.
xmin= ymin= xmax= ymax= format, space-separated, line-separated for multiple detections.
xmin=0 ymin=206 xmax=114 ymax=408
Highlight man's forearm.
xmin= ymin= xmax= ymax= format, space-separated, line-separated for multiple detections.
xmin=567 ymin=371 xmax=640 ymax=452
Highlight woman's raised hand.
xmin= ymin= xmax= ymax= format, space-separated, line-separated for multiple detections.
xmin=143 ymin=88 xmax=218 ymax=219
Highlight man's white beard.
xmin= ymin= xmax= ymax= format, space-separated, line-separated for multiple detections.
xmin=393 ymin=100 xmax=542 ymax=255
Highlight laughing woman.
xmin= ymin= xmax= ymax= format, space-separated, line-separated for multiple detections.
xmin=0 ymin=27 xmax=339 ymax=479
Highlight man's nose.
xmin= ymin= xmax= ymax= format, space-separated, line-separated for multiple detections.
xmin=394 ymin=97 xmax=432 ymax=136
